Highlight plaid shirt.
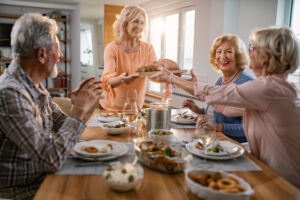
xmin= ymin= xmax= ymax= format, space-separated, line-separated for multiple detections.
xmin=0 ymin=60 xmax=86 ymax=200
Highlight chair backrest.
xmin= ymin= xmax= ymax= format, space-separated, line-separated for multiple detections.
xmin=52 ymin=97 xmax=72 ymax=115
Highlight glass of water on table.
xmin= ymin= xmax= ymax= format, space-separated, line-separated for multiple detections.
xmin=195 ymin=114 xmax=217 ymax=168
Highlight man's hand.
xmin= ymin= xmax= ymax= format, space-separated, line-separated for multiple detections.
xmin=69 ymin=77 xmax=103 ymax=121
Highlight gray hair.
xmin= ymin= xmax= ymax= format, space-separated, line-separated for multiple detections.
xmin=11 ymin=12 xmax=58 ymax=59
xmin=249 ymin=26 xmax=300 ymax=75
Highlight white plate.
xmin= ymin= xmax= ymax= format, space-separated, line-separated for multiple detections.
xmin=171 ymin=115 xmax=196 ymax=124
xmin=95 ymin=113 xmax=122 ymax=122
xmin=193 ymin=140 xmax=241 ymax=156
xmin=71 ymin=140 xmax=129 ymax=161
xmin=73 ymin=140 xmax=119 ymax=157
xmin=186 ymin=140 xmax=244 ymax=160
xmin=100 ymin=121 xmax=129 ymax=135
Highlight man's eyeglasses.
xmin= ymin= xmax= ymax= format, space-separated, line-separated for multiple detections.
xmin=248 ymin=44 xmax=255 ymax=53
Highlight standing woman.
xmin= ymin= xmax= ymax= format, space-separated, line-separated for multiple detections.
xmin=150 ymin=26 xmax=300 ymax=188
xmin=182 ymin=34 xmax=254 ymax=143
xmin=100 ymin=5 xmax=157 ymax=111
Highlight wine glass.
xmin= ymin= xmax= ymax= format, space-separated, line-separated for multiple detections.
xmin=162 ymin=87 xmax=173 ymax=105
xmin=195 ymin=114 xmax=216 ymax=167
xmin=121 ymin=90 xmax=139 ymax=142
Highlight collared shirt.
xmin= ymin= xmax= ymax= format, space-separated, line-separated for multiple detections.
xmin=194 ymin=73 xmax=300 ymax=188
xmin=0 ymin=60 xmax=86 ymax=200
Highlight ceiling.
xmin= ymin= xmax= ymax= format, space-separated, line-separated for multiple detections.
xmin=16 ymin=0 xmax=153 ymax=19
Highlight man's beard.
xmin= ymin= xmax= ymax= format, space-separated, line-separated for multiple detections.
xmin=48 ymin=64 xmax=58 ymax=78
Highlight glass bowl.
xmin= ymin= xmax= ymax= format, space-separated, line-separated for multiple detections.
xmin=133 ymin=138 xmax=185 ymax=174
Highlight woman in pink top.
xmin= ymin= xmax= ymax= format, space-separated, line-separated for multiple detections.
xmin=100 ymin=5 xmax=157 ymax=111
xmin=150 ymin=26 xmax=300 ymax=188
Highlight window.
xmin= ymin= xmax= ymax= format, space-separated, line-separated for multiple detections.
xmin=182 ymin=10 xmax=195 ymax=70
xmin=148 ymin=8 xmax=195 ymax=93
xmin=80 ymin=23 xmax=94 ymax=66
xmin=289 ymin=0 xmax=300 ymax=90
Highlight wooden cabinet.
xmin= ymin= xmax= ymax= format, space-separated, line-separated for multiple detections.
xmin=0 ymin=14 xmax=70 ymax=97
xmin=104 ymin=5 xmax=123 ymax=47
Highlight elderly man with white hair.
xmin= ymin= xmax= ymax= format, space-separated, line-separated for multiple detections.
xmin=0 ymin=13 xmax=103 ymax=200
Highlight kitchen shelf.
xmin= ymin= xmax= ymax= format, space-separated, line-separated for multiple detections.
xmin=0 ymin=57 xmax=12 ymax=61
xmin=0 ymin=12 xmax=70 ymax=96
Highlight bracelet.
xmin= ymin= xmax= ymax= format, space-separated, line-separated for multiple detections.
xmin=169 ymin=74 xmax=176 ymax=88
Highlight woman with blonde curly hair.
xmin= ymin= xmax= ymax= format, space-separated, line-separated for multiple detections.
xmin=150 ymin=26 xmax=300 ymax=188
xmin=100 ymin=5 xmax=156 ymax=111
xmin=182 ymin=34 xmax=254 ymax=143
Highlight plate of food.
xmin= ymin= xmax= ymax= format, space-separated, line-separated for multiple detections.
xmin=100 ymin=121 xmax=129 ymax=135
xmin=72 ymin=140 xmax=129 ymax=160
xmin=171 ymin=112 xmax=197 ymax=124
xmin=133 ymin=58 xmax=187 ymax=77
xmin=186 ymin=140 xmax=245 ymax=160
xmin=95 ymin=113 xmax=122 ymax=122
xmin=133 ymin=138 xmax=185 ymax=174
xmin=193 ymin=140 xmax=241 ymax=157
xmin=185 ymin=169 xmax=254 ymax=200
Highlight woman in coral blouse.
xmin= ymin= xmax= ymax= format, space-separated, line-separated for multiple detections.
xmin=100 ymin=5 xmax=156 ymax=111
xmin=150 ymin=26 xmax=300 ymax=188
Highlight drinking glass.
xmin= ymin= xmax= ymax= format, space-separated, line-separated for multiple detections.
xmin=162 ymin=87 xmax=173 ymax=105
xmin=195 ymin=114 xmax=216 ymax=168
xmin=121 ymin=90 xmax=139 ymax=142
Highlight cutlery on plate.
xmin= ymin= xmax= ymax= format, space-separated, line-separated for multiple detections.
xmin=207 ymin=136 xmax=221 ymax=149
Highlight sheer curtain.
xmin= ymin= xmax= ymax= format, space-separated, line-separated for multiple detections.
xmin=80 ymin=23 xmax=94 ymax=66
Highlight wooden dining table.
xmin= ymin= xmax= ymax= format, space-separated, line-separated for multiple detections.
xmin=34 ymin=109 xmax=300 ymax=200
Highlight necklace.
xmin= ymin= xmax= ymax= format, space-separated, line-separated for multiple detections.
xmin=222 ymin=70 xmax=240 ymax=85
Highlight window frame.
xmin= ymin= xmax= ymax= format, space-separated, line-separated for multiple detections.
xmin=147 ymin=6 xmax=196 ymax=94
xmin=80 ymin=23 xmax=94 ymax=66
xmin=288 ymin=0 xmax=300 ymax=91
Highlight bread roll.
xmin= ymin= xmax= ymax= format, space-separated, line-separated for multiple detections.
xmin=135 ymin=58 xmax=179 ymax=72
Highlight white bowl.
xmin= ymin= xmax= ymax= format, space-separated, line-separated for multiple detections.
xmin=100 ymin=121 xmax=129 ymax=135
xmin=185 ymin=169 xmax=254 ymax=200
xmin=103 ymin=162 xmax=144 ymax=192
xmin=148 ymin=129 xmax=175 ymax=144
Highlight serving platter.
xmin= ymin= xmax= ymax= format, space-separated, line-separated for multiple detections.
xmin=131 ymin=69 xmax=187 ymax=77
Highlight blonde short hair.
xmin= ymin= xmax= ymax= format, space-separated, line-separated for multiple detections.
xmin=113 ymin=5 xmax=148 ymax=42
xmin=249 ymin=26 xmax=300 ymax=75
xmin=209 ymin=34 xmax=249 ymax=73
